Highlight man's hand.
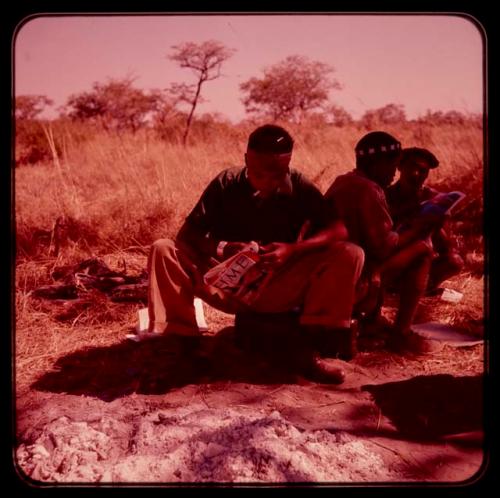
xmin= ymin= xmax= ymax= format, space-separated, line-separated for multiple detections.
xmin=259 ymin=242 xmax=296 ymax=269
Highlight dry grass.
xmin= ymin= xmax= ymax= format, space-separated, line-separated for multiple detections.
xmin=15 ymin=286 xmax=139 ymax=391
xmin=354 ymin=344 xmax=484 ymax=382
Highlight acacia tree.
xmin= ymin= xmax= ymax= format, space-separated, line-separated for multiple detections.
xmin=168 ymin=40 xmax=235 ymax=145
xmin=240 ymin=55 xmax=342 ymax=123
xmin=63 ymin=77 xmax=161 ymax=132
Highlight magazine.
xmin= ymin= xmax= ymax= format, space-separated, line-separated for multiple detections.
xmin=203 ymin=221 xmax=310 ymax=304
xmin=203 ymin=243 xmax=271 ymax=305
xmin=418 ymin=191 xmax=466 ymax=217
xmin=394 ymin=191 xmax=466 ymax=235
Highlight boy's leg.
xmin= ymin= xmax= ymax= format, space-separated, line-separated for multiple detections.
xmin=380 ymin=242 xmax=435 ymax=353
xmin=392 ymin=253 xmax=433 ymax=334
xmin=427 ymin=251 xmax=464 ymax=291
xmin=380 ymin=241 xmax=433 ymax=336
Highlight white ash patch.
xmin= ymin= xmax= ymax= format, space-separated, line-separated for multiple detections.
xmin=16 ymin=405 xmax=396 ymax=483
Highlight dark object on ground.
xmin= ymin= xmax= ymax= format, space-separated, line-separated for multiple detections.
xmin=33 ymin=258 xmax=147 ymax=302
xmin=362 ymin=374 xmax=483 ymax=438
xmin=110 ymin=283 xmax=148 ymax=302
xmin=32 ymin=284 xmax=79 ymax=300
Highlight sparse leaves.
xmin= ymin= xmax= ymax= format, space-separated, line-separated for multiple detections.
xmin=169 ymin=40 xmax=236 ymax=82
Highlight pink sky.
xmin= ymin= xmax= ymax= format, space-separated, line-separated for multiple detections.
xmin=14 ymin=14 xmax=484 ymax=122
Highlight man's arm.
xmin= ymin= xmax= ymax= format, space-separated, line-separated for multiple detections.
xmin=177 ymin=221 xmax=260 ymax=263
xmin=259 ymin=220 xmax=348 ymax=268
xmin=176 ymin=220 xmax=218 ymax=261
xmin=294 ymin=219 xmax=348 ymax=253
xmin=174 ymin=173 xmax=226 ymax=262
xmin=260 ymin=177 xmax=350 ymax=268
xmin=356 ymin=188 xmax=399 ymax=262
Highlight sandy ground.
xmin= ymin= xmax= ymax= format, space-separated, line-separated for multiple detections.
xmin=15 ymin=308 xmax=485 ymax=485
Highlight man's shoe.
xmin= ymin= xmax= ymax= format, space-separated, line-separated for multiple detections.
xmin=291 ymin=331 xmax=347 ymax=384
xmin=304 ymin=354 xmax=346 ymax=384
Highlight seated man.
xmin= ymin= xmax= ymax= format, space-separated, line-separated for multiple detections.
xmin=385 ymin=147 xmax=464 ymax=293
xmin=324 ymin=131 xmax=440 ymax=354
xmin=147 ymin=124 xmax=364 ymax=383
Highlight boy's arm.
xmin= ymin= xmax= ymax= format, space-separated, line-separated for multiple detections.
xmin=396 ymin=211 xmax=446 ymax=248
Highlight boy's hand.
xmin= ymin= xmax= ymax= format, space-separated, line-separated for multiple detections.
xmin=413 ymin=212 xmax=446 ymax=236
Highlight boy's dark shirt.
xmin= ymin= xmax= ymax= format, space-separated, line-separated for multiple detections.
xmin=385 ymin=181 xmax=438 ymax=229
xmin=386 ymin=181 xmax=455 ymax=255
xmin=184 ymin=167 xmax=330 ymax=246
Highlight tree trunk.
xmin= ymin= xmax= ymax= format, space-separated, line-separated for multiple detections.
xmin=182 ymin=77 xmax=204 ymax=146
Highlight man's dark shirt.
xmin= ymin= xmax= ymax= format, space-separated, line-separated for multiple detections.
xmin=184 ymin=167 xmax=329 ymax=246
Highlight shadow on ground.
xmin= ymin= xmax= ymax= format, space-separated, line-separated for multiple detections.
xmin=31 ymin=327 xmax=303 ymax=401
xmin=361 ymin=374 xmax=483 ymax=439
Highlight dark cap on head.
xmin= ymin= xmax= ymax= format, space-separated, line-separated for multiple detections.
xmin=399 ymin=147 xmax=439 ymax=169
xmin=247 ymin=124 xmax=294 ymax=154
xmin=355 ymin=131 xmax=401 ymax=159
